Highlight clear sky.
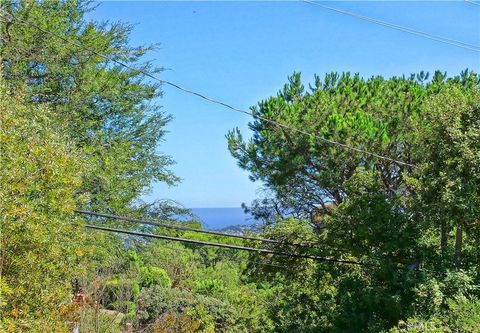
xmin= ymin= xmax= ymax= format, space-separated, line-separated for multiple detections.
xmin=88 ymin=1 xmax=480 ymax=208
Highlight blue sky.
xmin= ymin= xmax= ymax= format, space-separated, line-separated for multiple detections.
xmin=88 ymin=1 xmax=480 ymax=208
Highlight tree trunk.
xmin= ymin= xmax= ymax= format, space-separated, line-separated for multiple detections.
xmin=455 ymin=224 xmax=463 ymax=268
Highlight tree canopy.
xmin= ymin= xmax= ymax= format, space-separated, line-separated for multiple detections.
xmin=228 ymin=71 xmax=480 ymax=332
xmin=1 ymin=0 xmax=178 ymax=214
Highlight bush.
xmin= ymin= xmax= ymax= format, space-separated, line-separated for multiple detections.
xmin=390 ymin=296 xmax=480 ymax=333
xmin=140 ymin=266 xmax=172 ymax=289
xmin=135 ymin=286 xmax=232 ymax=331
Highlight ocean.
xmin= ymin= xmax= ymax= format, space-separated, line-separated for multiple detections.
xmin=190 ymin=207 xmax=257 ymax=230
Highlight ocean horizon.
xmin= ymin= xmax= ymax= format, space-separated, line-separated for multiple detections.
xmin=190 ymin=207 xmax=257 ymax=230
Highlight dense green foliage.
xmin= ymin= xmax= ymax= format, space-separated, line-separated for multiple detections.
xmin=1 ymin=0 xmax=178 ymax=214
xmin=2 ymin=1 xmax=480 ymax=332
xmin=0 ymin=0 xmax=179 ymax=330
xmin=0 ymin=82 xmax=87 ymax=331
xmin=228 ymin=72 xmax=480 ymax=332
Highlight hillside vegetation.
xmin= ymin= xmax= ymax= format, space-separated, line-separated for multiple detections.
xmin=1 ymin=1 xmax=480 ymax=332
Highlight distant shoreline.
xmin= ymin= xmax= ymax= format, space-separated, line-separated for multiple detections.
xmin=189 ymin=207 xmax=257 ymax=230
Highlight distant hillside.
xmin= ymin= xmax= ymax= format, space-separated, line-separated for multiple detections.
xmin=218 ymin=222 xmax=264 ymax=235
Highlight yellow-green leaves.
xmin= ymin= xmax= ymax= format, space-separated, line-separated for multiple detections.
xmin=0 ymin=82 xmax=87 ymax=332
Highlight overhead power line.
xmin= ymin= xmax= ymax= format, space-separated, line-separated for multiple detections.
xmin=137 ymin=238 xmax=291 ymax=269
xmin=85 ymin=224 xmax=365 ymax=265
xmin=465 ymin=0 xmax=480 ymax=7
xmin=76 ymin=209 xmax=313 ymax=247
xmin=303 ymin=0 xmax=480 ymax=52
xmin=0 ymin=10 xmax=415 ymax=167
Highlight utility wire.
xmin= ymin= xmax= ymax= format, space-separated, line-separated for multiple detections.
xmin=85 ymin=224 xmax=366 ymax=265
xmin=138 ymin=238 xmax=291 ymax=270
xmin=465 ymin=0 xmax=480 ymax=7
xmin=303 ymin=0 xmax=480 ymax=52
xmin=0 ymin=10 xmax=415 ymax=167
xmin=76 ymin=210 xmax=315 ymax=248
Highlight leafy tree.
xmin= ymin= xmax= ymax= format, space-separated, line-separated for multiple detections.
xmin=411 ymin=84 xmax=480 ymax=268
xmin=228 ymin=71 xmax=480 ymax=332
xmin=1 ymin=0 xmax=178 ymax=213
xmin=0 ymin=81 xmax=87 ymax=332
xmin=1 ymin=2 xmax=187 ymax=330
